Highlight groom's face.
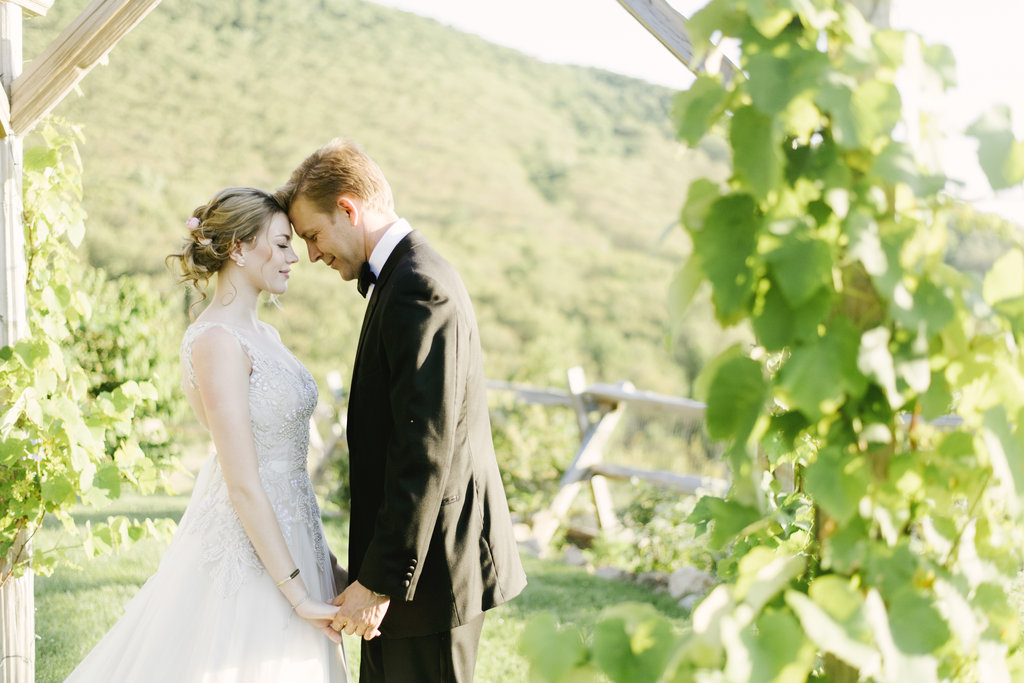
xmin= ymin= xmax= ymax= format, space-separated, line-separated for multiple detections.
xmin=290 ymin=195 xmax=362 ymax=281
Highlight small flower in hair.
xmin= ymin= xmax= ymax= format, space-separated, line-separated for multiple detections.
xmin=185 ymin=217 xmax=200 ymax=231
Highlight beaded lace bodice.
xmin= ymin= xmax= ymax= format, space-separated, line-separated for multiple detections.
xmin=178 ymin=321 xmax=328 ymax=596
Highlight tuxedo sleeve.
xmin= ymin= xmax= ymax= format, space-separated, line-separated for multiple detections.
xmin=355 ymin=271 xmax=465 ymax=600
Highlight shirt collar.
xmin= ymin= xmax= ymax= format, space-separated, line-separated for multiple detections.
xmin=368 ymin=218 xmax=413 ymax=279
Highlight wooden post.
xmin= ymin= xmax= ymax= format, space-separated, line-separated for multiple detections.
xmin=0 ymin=4 xmax=31 ymax=682
xmin=532 ymin=368 xmax=626 ymax=549
xmin=0 ymin=532 xmax=32 ymax=683
xmin=0 ymin=2 xmax=25 ymax=348
xmin=566 ymin=366 xmax=592 ymax=438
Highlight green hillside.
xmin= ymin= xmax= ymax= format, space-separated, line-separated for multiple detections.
xmin=25 ymin=0 xmax=730 ymax=394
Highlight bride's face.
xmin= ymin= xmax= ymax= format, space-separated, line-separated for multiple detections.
xmin=239 ymin=212 xmax=299 ymax=295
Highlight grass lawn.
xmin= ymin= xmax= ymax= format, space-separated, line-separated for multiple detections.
xmin=35 ymin=494 xmax=688 ymax=682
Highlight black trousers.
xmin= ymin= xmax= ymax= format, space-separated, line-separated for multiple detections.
xmin=358 ymin=613 xmax=486 ymax=683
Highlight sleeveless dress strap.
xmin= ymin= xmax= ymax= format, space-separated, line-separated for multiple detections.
xmin=181 ymin=322 xmax=257 ymax=389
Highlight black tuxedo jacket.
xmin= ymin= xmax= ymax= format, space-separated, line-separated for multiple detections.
xmin=345 ymin=230 xmax=527 ymax=638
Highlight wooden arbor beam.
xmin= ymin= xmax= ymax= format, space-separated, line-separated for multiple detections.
xmin=0 ymin=2 xmax=36 ymax=138
xmin=0 ymin=0 xmax=53 ymax=17
xmin=10 ymin=0 xmax=162 ymax=136
xmin=614 ymin=0 xmax=738 ymax=81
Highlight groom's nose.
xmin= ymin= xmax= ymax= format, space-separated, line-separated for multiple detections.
xmin=306 ymin=242 xmax=322 ymax=262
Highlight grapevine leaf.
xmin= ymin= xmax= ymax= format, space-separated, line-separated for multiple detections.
xmin=980 ymin=407 xmax=1024 ymax=514
xmin=731 ymin=105 xmax=783 ymax=199
xmin=815 ymin=76 xmax=858 ymax=148
xmin=0 ymin=437 xmax=33 ymax=466
xmin=871 ymin=30 xmax=905 ymax=69
xmin=520 ymin=614 xmax=587 ymax=683
xmin=982 ymin=249 xmax=1024 ymax=305
xmin=804 ymin=447 xmax=868 ymax=524
xmin=967 ymin=106 xmax=1024 ymax=191
xmin=23 ymin=146 xmax=59 ymax=173
xmin=857 ymin=327 xmax=902 ymax=409
xmin=776 ymin=322 xmax=863 ymax=420
xmin=764 ymin=236 xmax=832 ymax=307
xmin=730 ymin=609 xmax=816 ymax=683
xmin=785 ymin=590 xmax=881 ymax=672
xmin=735 ymin=547 xmax=806 ymax=613
xmin=593 ymin=603 xmax=679 ymax=683
xmin=886 ymin=588 xmax=951 ymax=654
xmin=706 ymin=355 xmax=767 ymax=442
xmin=687 ymin=496 xmax=763 ymax=550
xmin=746 ymin=41 xmax=828 ymax=116
xmin=921 ymin=42 xmax=957 ymax=89
xmin=94 ymin=463 xmax=122 ymax=498
xmin=753 ymin=282 xmax=831 ymax=350
xmin=681 ymin=178 xmax=722 ymax=233
xmin=41 ymin=476 xmax=74 ymax=505
xmin=668 ymin=257 xmax=705 ymax=323
xmin=687 ymin=0 xmax=745 ymax=62
xmin=851 ymin=79 xmax=902 ymax=147
xmin=745 ymin=0 xmax=794 ymax=39
xmin=863 ymin=543 xmax=916 ymax=595
xmin=872 ymin=141 xmax=946 ymax=197
xmin=673 ymin=76 xmax=728 ymax=146
xmin=694 ymin=193 xmax=760 ymax=323
xmin=863 ymin=589 xmax=941 ymax=683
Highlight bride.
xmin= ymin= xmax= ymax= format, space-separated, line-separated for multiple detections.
xmin=65 ymin=187 xmax=352 ymax=682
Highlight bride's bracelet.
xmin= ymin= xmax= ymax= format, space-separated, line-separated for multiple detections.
xmin=291 ymin=595 xmax=311 ymax=611
xmin=275 ymin=568 xmax=300 ymax=587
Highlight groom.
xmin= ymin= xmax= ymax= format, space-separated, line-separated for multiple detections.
xmin=277 ymin=139 xmax=527 ymax=682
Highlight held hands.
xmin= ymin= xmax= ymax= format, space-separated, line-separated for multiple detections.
xmin=292 ymin=596 xmax=346 ymax=644
xmin=330 ymin=580 xmax=390 ymax=641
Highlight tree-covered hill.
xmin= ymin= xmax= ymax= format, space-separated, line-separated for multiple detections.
xmin=25 ymin=0 xmax=732 ymax=393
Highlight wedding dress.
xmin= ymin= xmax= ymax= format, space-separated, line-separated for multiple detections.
xmin=65 ymin=321 xmax=348 ymax=682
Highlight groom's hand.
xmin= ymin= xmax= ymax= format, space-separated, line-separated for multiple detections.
xmin=332 ymin=580 xmax=389 ymax=640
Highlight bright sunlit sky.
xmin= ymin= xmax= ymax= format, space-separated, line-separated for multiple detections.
xmin=369 ymin=0 xmax=1024 ymax=224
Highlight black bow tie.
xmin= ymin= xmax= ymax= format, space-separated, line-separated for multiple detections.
xmin=357 ymin=262 xmax=377 ymax=298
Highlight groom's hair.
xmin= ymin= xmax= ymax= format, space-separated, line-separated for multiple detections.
xmin=276 ymin=138 xmax=394 ymax=216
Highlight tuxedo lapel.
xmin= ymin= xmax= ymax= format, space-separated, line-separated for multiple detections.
xmin=352 ymin=232 xmax=422 ymax=372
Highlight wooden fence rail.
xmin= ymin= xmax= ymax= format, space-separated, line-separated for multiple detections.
xmin=309 ymin=366 xmax=729 ymax=552
xmin=492 ymin=367 xmax=728 ymax=550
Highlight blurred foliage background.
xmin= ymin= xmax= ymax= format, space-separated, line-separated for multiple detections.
xmin=24 ymin=0 xmax=737 ymax=400
xmin=23 ymin=0 xmax=1017 ymax=525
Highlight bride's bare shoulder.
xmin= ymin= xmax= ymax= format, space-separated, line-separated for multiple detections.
xmin=187 ymin=323 xmax=250 ymax=374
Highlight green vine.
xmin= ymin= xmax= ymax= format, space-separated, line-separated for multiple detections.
xmin=1 ymin=120 xmax=174 ymax=586
xmin=522 ymin=2 xmax=1024 ymax=680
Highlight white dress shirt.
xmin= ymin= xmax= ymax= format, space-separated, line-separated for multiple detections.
xmin=365 ymin=218 xmax=413 ymax=299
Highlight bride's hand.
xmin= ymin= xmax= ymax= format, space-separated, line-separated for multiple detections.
xmin=293 ymin=597 xmax=345 ymax=644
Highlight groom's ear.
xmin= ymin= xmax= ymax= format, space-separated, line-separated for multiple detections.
xmin=337 ymin=196 xmax=359 ymax=227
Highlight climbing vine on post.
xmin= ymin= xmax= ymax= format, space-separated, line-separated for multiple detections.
xmin=674 ymin=1 xmax=1024 ymax=679
xmin=522 ymin=1 xmax=1024 ymax=681
xmin=0 ymin=121 xmax=174 ymax=587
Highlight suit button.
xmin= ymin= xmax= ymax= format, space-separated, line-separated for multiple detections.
xmin=410 ymin=559 xmax=417 ymax=566
xmin=403 ymin=579 xmax=411 ymax=588
xmin=405 ymin=572 xmax=413 ymax=579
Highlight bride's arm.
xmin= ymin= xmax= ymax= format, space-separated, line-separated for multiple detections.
xmin=190 ymin=327 xmax=342 ymax=643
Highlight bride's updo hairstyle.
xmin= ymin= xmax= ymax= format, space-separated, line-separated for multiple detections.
xmin=166 ymin=187 xmax=284 ymax=306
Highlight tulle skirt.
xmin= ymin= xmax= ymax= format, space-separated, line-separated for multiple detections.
xmin=64 ymin=464 xmax=347 ymax=682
